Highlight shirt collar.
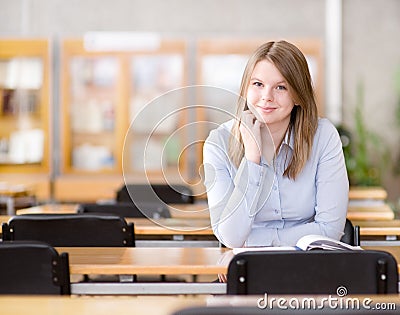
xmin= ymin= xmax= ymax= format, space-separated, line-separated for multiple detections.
xmin=281 ymin=126 xmax=295 ymax=150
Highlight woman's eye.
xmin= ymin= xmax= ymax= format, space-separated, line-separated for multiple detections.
xmin=253 ymin=81 xmax=263 ymax=87
xmin=276 ymin=85 xmax=287 ymax=90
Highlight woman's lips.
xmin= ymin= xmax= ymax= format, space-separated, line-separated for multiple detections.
xmin=257 ymin=106 xmax=277 ymax=113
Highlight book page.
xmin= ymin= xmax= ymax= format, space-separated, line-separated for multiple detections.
xmin=233 ymin=246 xmax=297 ymax=255
xmin=296 ymin=234 xmax=363 ymax=251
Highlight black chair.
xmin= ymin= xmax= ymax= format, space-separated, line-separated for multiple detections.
xmin=77 ymin=201 xmax=171 ymax=219
xmin=227 ymin=250 xmax=398 ymax=295
xmin=116 ymin=184 xmax=194 ymax=204
xmin=0 ymin=241 xmax=70 ymax=295
xmin=340 ymin=218 xmax=360 ymax=246
xmin=2 ymin=213 xmax=135 ymax=247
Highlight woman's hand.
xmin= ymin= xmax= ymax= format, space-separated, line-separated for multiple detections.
xmin=216 ymin=250 xmax=234 ymax=283
xmin=239 ymin=110 xmax=264 ymax=164
xmin=218 ymin=273 xmax=227 ymax=283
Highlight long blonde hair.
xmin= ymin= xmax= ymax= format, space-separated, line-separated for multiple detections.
xmin=228 ymin=40 xmax=318 ymax=179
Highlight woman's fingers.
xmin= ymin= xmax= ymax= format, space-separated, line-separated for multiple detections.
xmin=239 ymin=110 xmax=263 ymax=164
xmin=218 ymin=273 xmax=227 ymax=283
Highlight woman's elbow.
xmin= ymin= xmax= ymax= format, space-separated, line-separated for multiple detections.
xmin=317 ymin=221 xmax=344 ymax=241
xmin=213 ymin=226 xmax=245 ymax=248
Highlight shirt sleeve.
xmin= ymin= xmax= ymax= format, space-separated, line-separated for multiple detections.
xmin=203 ymin=130 xmax=274 ymax=248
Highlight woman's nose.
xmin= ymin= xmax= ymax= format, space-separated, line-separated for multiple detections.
xmin=261 ymin=88 xmax=272 ymax=101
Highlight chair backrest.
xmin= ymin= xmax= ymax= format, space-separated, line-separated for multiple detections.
xmin=0 ymin=241 xmax=70 ymax=295
xmin=77 ymin=201 xmax=171 ymax=219
xmin=340 ymin=218 xmax=360 ymax=246
xmin=2 ymin=214 xmax=135 ymax=247
xmin=227 ymin=250 xmax=398 ymax=295
xmin=116 ymin=184 xmax=194 ymax=204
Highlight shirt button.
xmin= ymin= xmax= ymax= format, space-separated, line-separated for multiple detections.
xmin=273 ymin=186 xmax=277 ymax=191
xmin=274 ymin=209 xmax=279 ymax=214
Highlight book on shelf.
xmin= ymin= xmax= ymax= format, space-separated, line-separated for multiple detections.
xmin=233 ymin=234 xmax=362 ymax=254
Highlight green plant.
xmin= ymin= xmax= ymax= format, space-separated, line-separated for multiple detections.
xmin=344 ymin=81 xmax=389 ymax=186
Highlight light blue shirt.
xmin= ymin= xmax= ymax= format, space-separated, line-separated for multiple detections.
xmin=203 ymin=118 xmax=349 ymax=248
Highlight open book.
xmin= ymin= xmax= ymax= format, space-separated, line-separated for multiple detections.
xmin=233 ymin=234 xmax=362 ymax=254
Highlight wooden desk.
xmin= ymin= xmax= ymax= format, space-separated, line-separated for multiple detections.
xmin=16 ymin=203 xmax=211 ymax=219
xmin=59 ymin=246 xmax=228 ymax=276
xmin=16 ymin=203 xmax=78 ymax=214
xmin=349 ymin=186 xmax=388 ymax=200
xmin=18 ymin=199 xmax=396 ymax=222
xmin=5 ymin=201 xmax=400 ymax=241
xmin=15 ymin=204 xmax=213 ymax=232
xmin=61 ymin=245 xmax=400 ymax=276
xmin=363 ymin=245 xmax=400 ymax=272
xmin=0 ymin=184 xmax=33 ymax=215
xmin=133 ymin=218 xmax=211 ymax=235
xmin=347 ymin=203 xmax=395 ymax=221
xmin=0 ymin=295 xmax=399 ymax=315
xmin=168 ymin=202 xmax=210 ymax=219
xmin=0 ymin=296 xmax=205 ymax=315
xmin=132 ymin=218 xmax=217 ymax=246
xmin=355 ymin=220 xmax=400 ymax=240
xmin=61 ymin=246 xmax=229 ymax=295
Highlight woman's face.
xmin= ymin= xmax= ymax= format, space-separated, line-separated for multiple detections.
xmin=246 ymin=59 xmax=296 ymax=132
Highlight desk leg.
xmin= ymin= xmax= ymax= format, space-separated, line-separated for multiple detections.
xmin=0 ymin=196 xmax=15 ymax=216
xmin=6 ymin=196 xmax=15 ymax=216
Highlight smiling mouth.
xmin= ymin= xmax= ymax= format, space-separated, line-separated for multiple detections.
xmin=258 ymin=106 xmax=277 ymax=113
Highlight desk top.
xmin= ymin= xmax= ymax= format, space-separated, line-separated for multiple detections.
xmin=0 ymin=296 xmax=205 ymax=315
xmin=133 ymin=218 xmax=212 ymax=235
xmin=362 ymin=245 xmax=400 ymax=263
xmin=0 ymin=185 xmax=30 ymax=197
xmin=347 ymin=203 xmax=394 ymax=221
xmin=57 ymin=245 xmax=400 ymax=276
xmin=57 ymin=246 xmax=229 ymax=275
xmin=16 ymin=203 xmax=211 ymax=219
xmin=355 ymin=220 xmax=400 ymax=236
xmin=1 ymin=295 xmax=399 ymax=315
xmin=349 ymin=186 xmax=388 ymax=200
xmin=6 ymin=201 xmax=399 ymax=237
xmin=18 ymin=201 xmax=396 ymax=222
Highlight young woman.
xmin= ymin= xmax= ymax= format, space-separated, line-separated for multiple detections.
xmin=203 ymin=40 xmax=349 ymax=249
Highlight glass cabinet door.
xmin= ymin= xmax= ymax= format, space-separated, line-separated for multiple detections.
xmin=123 ymin=41 xmax=189 ymax=180
xmin=127 ymin=54 xmax=185 ymax=174
xmin=0 ymin=40 xmax=50 ymax=173
xmin=61 ymin=39 xmax=188 ymax=179
xmin=68 ymin=56 xmax=119 ymax=172
xmin=61 ymin=40 xmax=127 ymax=174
